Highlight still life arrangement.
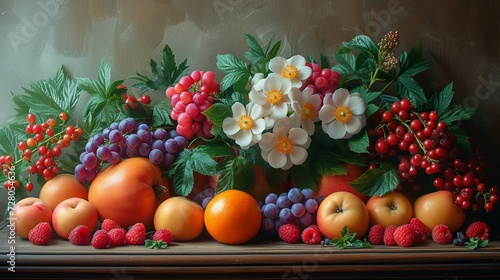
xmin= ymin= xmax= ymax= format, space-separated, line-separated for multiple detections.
xmin=1 ymin=31 xmax=496 ymax=250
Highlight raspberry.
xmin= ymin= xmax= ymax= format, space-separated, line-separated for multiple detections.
xmin=383 ymin=225 xmax=397 ymax=246
xmin=278 ymin=223 xmax=301 ymax=244
xmin=367 ymin=224 xmax=384 ymax=245
xmin=107 ymin=228 xmax=126 ymax=247
xmin=91 ymin=230 xmax=109 ymax=249
xmin=68 ymin=225 xmax=91 ymax=245
xmin=409 ymin=218 xmax=429 ymax=244
xmin=152 ymin=228 xmax=173 ymax=245
xmin=28 ymin=222 xmax=52 ymax=245
xmin=431 ymin=224 xmax=453 ymax=244
xmin=301 ymin=224 xmax=323 ymax=245
xmin=125 ymin=223 xmax=146 ymax=245
xmin=465 ymin=221 xmax=490 ymax=241
xmin=393 ymin=224 xmax=415 ymax=247
xmin=101 ymin=218 xmax=121 ymax=232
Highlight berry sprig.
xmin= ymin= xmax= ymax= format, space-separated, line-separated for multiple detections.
xmin=165 ymin=70 xmax=219 ymax=140
xmin=300 ymin=62 xmax=341 ymax=104
xmin=1 ymin=113 xmax=82 ymax=191
xmin=368 ymin=98 xmax=497 ymax=212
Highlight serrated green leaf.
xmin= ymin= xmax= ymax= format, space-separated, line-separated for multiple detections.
xmin=350 ymin=163 xmax=399 ymax=196
xmin=243 ymin=33 xmax=266 ymax=64
xmin=347 ymin=130 xmax=370 ymax=154
xmin=191 ymin=141 xmax=236 ymax=158
xmin=145 ymin=239 xmax=168 ymax=249
xmin=216 ymin=156 xmax=255 ymax=192
xmin=290 ymin=162 xmax=321 ymax=190
xmin=394 ymin=76 xmax=427 ymax=110
xmin=216 ymin=54 xmax=251 ymax=92
xmin=203 ymin=103 xmax=233 ymax=131
xmin=151 ymin=99 xmax=174 ymax=127
xmin=426 ymin=82 xmax=454 ymax=115
xmin=439 ymin=105 xmax=476 ymax=124
xmin=364 ymin=103 xmax=380 ymax=119
xmin=189 ymin=147 xmax=219 ymax=176
xmin=345 ymin=35 xmax=379 ymax=61
xmin=98 ymin=61 xmax=111 ymax=97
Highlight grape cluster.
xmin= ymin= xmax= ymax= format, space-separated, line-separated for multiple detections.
xmin=368 ymin=98 xmax=498 ymax=212
xmin=75 ymin=118 xmax=187 ymax=183
xmin=165 ymin=70 xmax=218 ymax=140
xmin=300 ymin=62 xmax=341 ymax=104
xmin=1 ymin=113 xmax=81 ymax=191
xmin=260 ymin=187 xmax=324 ymax=236
xmin=194 ymin=186 xmax=216 ymax=209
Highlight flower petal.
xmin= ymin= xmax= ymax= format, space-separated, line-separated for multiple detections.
xmin=268 ymin=148 xmax=287 ymax=169
xmin=348 ymin=95 xmax=366 ymax=115
xmin=259 ymin=132 xmax=276 ymax=152
xmin=251 ymin=119 xmax=266 ymax=134
xmin=269 ymin=57 xmax=287 ymax=74
xmin=319 ymin=104 xmax=335 ymax=123
xmin=287 ymin=55 xmax=306 ymax=66
xmin=231 ymin=102 xmax=246 ymax=118
xmin=332 ymin=88 xmax=350 ymax=106
xmin=326 ymin=120 xmax=346 ymax=139
xmin=289 ymin=146 xmax=307 ymax=165
xmin=344 ymin=115 xmax=363 ymax=135
xmin=222 ymin=118 xmax=240 ymax=136
xmin=288 ymin=128 xmax=309 ymax=146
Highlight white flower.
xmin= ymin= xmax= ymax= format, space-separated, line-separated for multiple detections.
xmin=222 ymin=102 xmax=266 ymax=149
xmin=250 ymin=72 xmax=265 ymax=91
xmin=319 ymin=88 xmax=366 ymax=139
xmin=289 ymin=87 xmax=321 ymax=135
xmin=269 ymin=55 xmax=312 ymax=88
xmin=249 ymin=75 xmax=292 ymax=121
xmin=259 ymin=118 xmax=310 ymax=170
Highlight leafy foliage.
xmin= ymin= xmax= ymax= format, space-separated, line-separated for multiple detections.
xmin=329 ymin=226 xmax=371 ymax=250
xmin=465 ymin=237 xmax=489 ymax=250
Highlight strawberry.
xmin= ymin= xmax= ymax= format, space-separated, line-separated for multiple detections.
xmin=465 ymin=221 xmax=490 ymax=241
xmin=410 ymin=217 xmax=429 ymax=244
xmin=152 ymin=228 xmax=173 ymax=245
xmin=101 ymin=218 xmax=122 ymax=232
xmin=125 ymin=223 xmax=146 ymax=245
xmin=301 ymin=224 xmax=323 ymax=245
xmin=383 ymin=225 xmax=397 ymax=246
xmin=28 ymin=222 xmax=51 ymax=245
xmin=107 ymin=227 xmax=126 ymax=247
xmin=91 ymin=230 xmax=109 ymax=249
xmin=431 ymin=224 xmax=453 ymax=244
xmin=278 ymin=223 xmax=301 ymax=244
xmin=367 ymin=224 xmax=384 ymax=245
xmin=68 ymin=225 xmax=91 ymax=245
xmin=393 ymin=224 xmax=415 ymax=247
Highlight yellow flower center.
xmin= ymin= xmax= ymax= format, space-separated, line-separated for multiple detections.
xmin=281 ymin=65 xmax=299 ymax=80
xmin=334 ymin=106 xmax=352 ymax=123
xmin=275 ymin=136 xmax=293 ymax=154
xmin=267 ymin=89 xmax=283 ymax=105
xmin=301 ymin=103 xmax=317 ymax=121
xmin=237 ymin=115 xmax=254 ymax=130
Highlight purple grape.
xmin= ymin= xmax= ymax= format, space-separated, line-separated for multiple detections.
xmin=151 ymin=139 xmax=165 ymax=151
xmin=288 ymin=187 xmax=303 ymax=203
xmin=126 ymin=134 xmax=141 ymax=150
xmin=93 ymin=134 xmax=105 ymax=145
xmin=96 ymin=146 xmax=111 ymax=161
xmin=108 ymin=151 xmax=121 ymax=164
xmin=291 ymin=203 xmax=305 ymax=218
xmin=274 ymin=219 xmax=283 ymax=232
xmin=279 ymin=208 xmax=294 ymax=224
xmin=137 ymin=123 xmax=150 ymax=132
xmin=301 ymin=188 xmax=314 ymax=200
xmin=265 ymin=193 xmax=278 ymax=204
xmin=174 ymin=135 xmax=188 ymax=148
xmin=102 ymin=128 xmax=112 ymax=139
xmin=82 ymin=152 xmax=98 ymax=169
xmin=194 ymin=192 xmax=206 ymax=205
xmin=148 ymin=149 xmax=164 ymax=164
xmin=153 ymin=128 xmax=168 ymax=141
xmin=203 ymin=187 xmax=215 ymax=198
xmin=138 ymin=143 xmax=151 ymax=157
xmin=85 ymin=141 xmax=98 ymax=153
xmin=125 ymin=147 xmax=139 ymax=158
xmin=79 ymin=151 xmax=88 ymax=163
xmin=164 ymin=139 xmax=179 ymax=154
xmin=119 ymin=118 xmax=137 ymax=133
xmin=109 ymin=130 xmax=123 ymax=144
xmin=299 ymin=212 xmax=313 ymax=227
xmin=261 ymin=218 xmax=275 ymax=233
xmin=316 ymin=195 xmax=326 ymax=206
xmin=74 ymin=164 xmax=89 ymax=179
xmin=162 ymin=152 xmax=175 ymax=166
xmin=168 ymin=129 xmax=180 ymax=139
xmin=201 ymin=196 xmax=213 ymax=209
xmin=137 ymin=129 xmax=152 ymax=143
xmin=109 ymin=122 xmax=119 ymax=130
xmin=263 ymin=203 xmax=279 ymax=220
xmin=84 ymin=167 xmax=99 ymax=182
xmin=276 ymin=193 xmax=291 ymax=209
xmin=304 ymin=198 xmax=318 ymax=213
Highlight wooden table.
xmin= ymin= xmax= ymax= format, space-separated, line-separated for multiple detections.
xmin=1 ymin=221 xmax=499 ymax=279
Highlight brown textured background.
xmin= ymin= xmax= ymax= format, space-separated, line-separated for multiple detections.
xmin=1 ymin=0 xmax=499 ymax=220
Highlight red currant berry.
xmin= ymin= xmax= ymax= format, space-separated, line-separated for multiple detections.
xmin=399 ymin=98 xmax=411 ymax=111
xmin=461 ymin=200 xmax=471 ymax=210
xmin=428 ymin=110 xmax=439 ymax=121
xmin=476 ymin=183 xmax=486 ymax=192
xmin=59 ymin=112 xmax=68 ymax=122
xmin=391 ymin=101 xmax=401 ymax=113
xmin=433 ymin=177 xmax=444 ymax=189
xmin=17 ymin=141 xmax=27 ymax=151
xmin=25 ymin=182 xmax=34 ymax=192
xmin=408 ymin=143 xmax=419 ymax=154
xmin=381 ymin=111 xmax=393 ymax=123
xmin=26 ymin=113 xmax=36 ymax=123
xmin=398 ymin=110 xmax=409 ymax=121
xmin=484 ymin=202 xmax=494 ymax=212
xmin=452 ymin=175 xmax=463 ymax=188
xmin=375 ymin=140 xmax=389 ymax=154
xmin=489 ymin=186 xmax=498 ymax=195
xmin=385 ymin=133 xmax=399 ymax=146
xmin=489 ymin=194 xmax=498 ymax=204
xmin=409 ymin=119 xmax=422 ymax=131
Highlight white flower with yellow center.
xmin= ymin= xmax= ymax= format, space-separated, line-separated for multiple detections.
xmin=222 ymin=102 xmax=267 ymax=149
xmin=289 ymin=87 xmax=321 ymax=136
xmin=259 ymin=118 xmax=310 ymax=170
xmin=269 ymin=55 xmax=312 ymax=88
xmin=319 ymin=88 xmax=366 ymax=140
xmin=249 ymin=75 xmax=292 ymax=121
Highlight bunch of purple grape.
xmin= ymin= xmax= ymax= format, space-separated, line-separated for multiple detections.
xmin=194 ymin=185 xmax=216 ymax=209
xmin=260 ymin=187 xmax=324 ymax=236
xmin=74 ymin=117 xmax=188 ymax=183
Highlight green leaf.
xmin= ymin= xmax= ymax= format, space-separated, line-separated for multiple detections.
xmin=465 ymin=237 xmax=488 ymax=250
xmin=398 ymin=46 xmax=429 ymax=76
xmin=151 ymin=99 xmax=174 ymax=127
xmin=448 ymin=124 xmax=473 ymax=158
xmin=345 ymin=35 xmax=379 ymax=62
xmin=243 ymin=33 xmax=266 ymax=64
xmin=350 ymin=163 xmax=399 ymax=196
xmin=145 ymin=239 xmax=168 ymax=249
xmin=290 ymin=162 xmax=321 ymax=190
xmin=364 ymin=103 xmax=380 ymax=119
xmin=130 ymin=44 xmax=189 ymax=92
xmin=439 ymin=105 xmax=476 ymax=124
xmin=203 ymin=103 xmax=233 ymax=137
xmin=329 ymin=226 xmax=371 ymax=250
xmin=216 ymin=156 xmax=255 ymax=192
xmin=216 ymin=54 xmax=251 ymax=93
xmin=347 ymin=130 xmax=370 ymax=154
xmin=394 ymin=76 xmax=427 ymax=110
xmin=426 ymin=82 xmax=454 ymax=115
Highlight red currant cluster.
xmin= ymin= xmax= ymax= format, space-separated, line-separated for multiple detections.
xmin=1 ymin=113 xmax=82 ymax=191
xmin=300 ymin=62 xmax=340 ymax=104
xmin=119 ymin=84 xmax=152 ymax=110
xmin=165 ymin=70 xmax=218 ymax=140
xmin=368 ymin=98 xmax=497 ymax=212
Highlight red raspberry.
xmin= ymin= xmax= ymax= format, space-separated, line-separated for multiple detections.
xmin=367 ymin=224 xmax=384 ymax=245
xmin=465 ymin=221 xmax=490 ymax=241
xmin=301 ymin=225 xmax=323 ymax=245
xmin=431 ymin=224 xmax=453 ymax=244
xmin=125 ymin=223 xmax=146 ymax=245
xmin=91 ymin=230 xmax=109 ymax=249
xmin=68 ymin=225 xmax=91 ymax=245
xmin=28 ymin=222 xmax=52 ymax=245
xmin=107 ymin=228 xmax=126 ymax=247
xmin=383 ymin=225 xmax=397 ymax=246
xmin=101 ymin=218 xmax=121 ymax=232
xmin=278 ymin=223 xmax=301 ymax=244
xmin=152 ymin=228 xmax=173 ymax=245
xmin=410 ymin=218 xmax=429 ymax=244
xmin=393 ymin=224 xmax=415 ymax=247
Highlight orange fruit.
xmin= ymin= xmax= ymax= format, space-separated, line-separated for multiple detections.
xmin=39 ymin=174 xmax=88 ymax=210
xmin=154 ymin=196 xmax=205 ymax=241
xmin=204 ymin=189 xmax=262 ymax=244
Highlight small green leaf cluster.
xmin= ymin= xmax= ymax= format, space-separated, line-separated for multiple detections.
xmin=328 ymin=226 xmax=371 ymax=250
xmin=465 ymin=237 xmax=489 ymax=250
xmin=145 ymin=239 xmax=168 ymax=250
